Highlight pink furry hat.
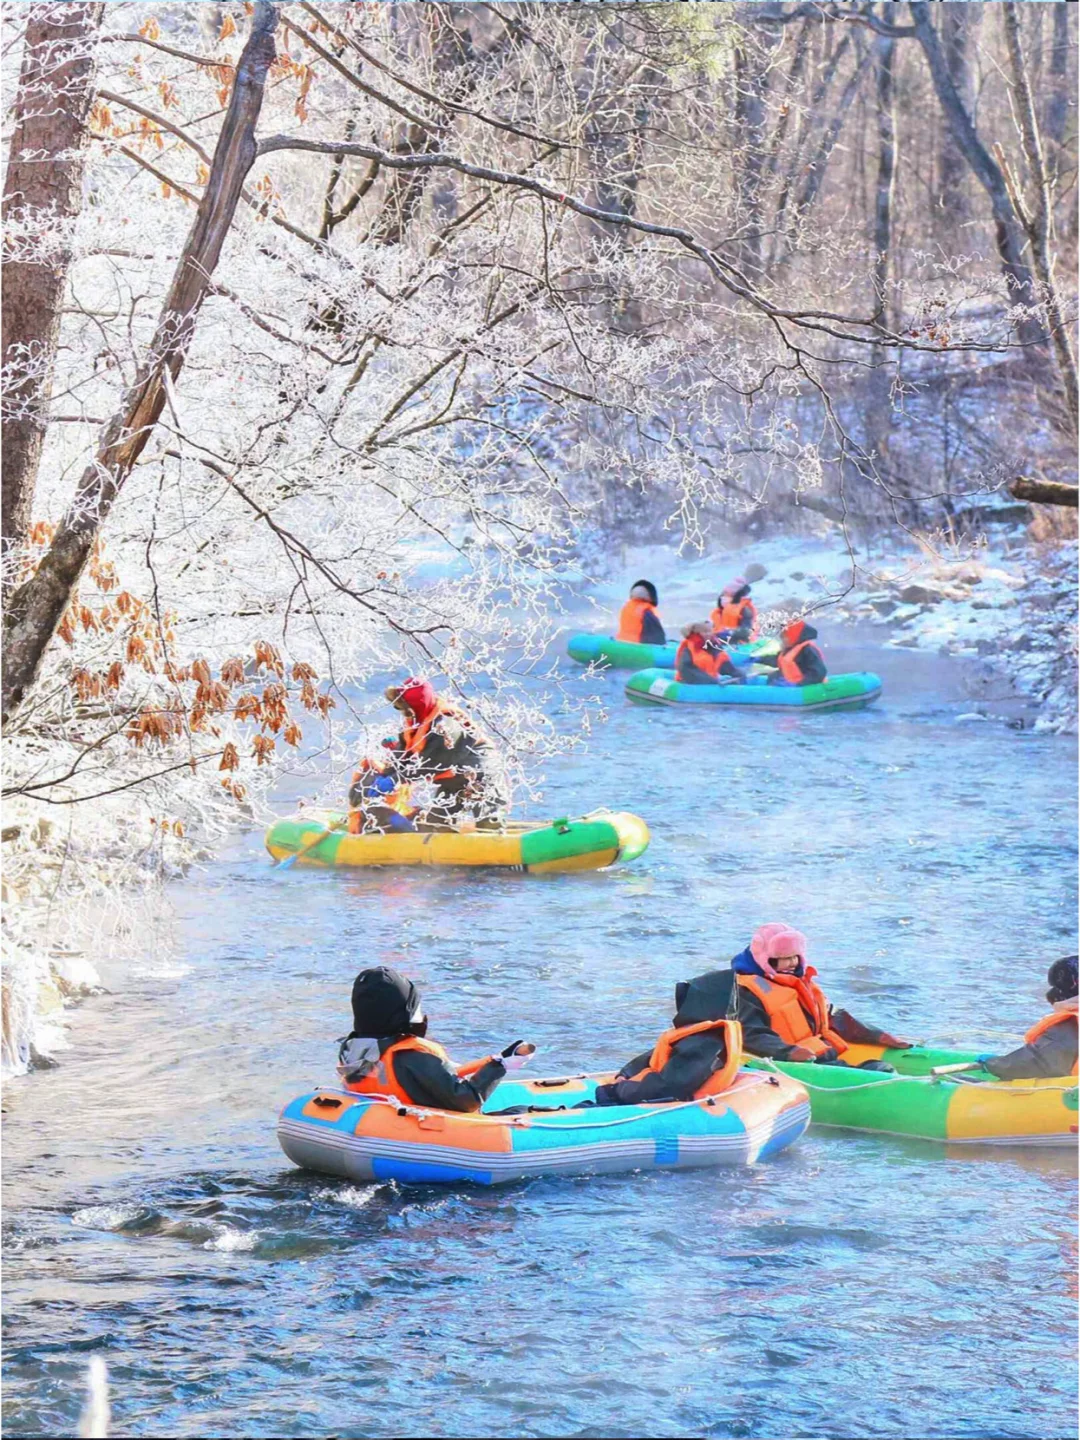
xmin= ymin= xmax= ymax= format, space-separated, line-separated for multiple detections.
xmin=750 ymin=922 xmax=808 ymax=978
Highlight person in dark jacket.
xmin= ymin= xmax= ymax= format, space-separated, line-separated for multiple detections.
xmin=379 ymin=677 xmax=508 ymax=830
xmin=595 ymin=970 xmax=742 ymax=1105
xmin=733 ymin=923 xmax=913 ymax=1070
xmin=616 ymin=580 xmax=666 ymax=645
xmin=979 ymin=957 xmax=1078 ymax=1080
xmin=757 ymin=620 xmax=828 ymax=686
xmin=337 ymin=967 xmax=534 ymax=1112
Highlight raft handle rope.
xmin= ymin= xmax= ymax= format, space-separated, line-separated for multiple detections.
xmin=310 ymin=1072 xmax=784 ymax=1131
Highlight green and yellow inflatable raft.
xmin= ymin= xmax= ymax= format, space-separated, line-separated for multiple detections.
xmin=265 ymin=808 xmax=650 ymax=874
xmin=747 ymin=1043 xmax=1077 ymax=1146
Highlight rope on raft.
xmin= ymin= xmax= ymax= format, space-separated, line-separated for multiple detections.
xmin=316 ymin=1071 xmax=780 ymax=1130
xmin=751 ymin=1056 xmax=1077 ymax=1096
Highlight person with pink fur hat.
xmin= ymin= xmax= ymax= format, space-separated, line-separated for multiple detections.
xmin=731 ymin=923 xmax=913 ymax=1069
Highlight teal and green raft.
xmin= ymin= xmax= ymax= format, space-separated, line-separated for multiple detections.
xmin=625 ymin=666 xmax=881 ymax=713
xmin=265 ymin=808 xmax=649 ymax=873
xmin=567 ymin=634 xmax=779 ymax=671
xmin=746 ymin=1043 xmax=1077 ymax=1146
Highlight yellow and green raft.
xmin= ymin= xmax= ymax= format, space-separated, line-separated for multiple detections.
xmin=265 ymin=808 xmax=650 ymax=874
xmin=747 ymin=1043 xmax=1077 ymax=1146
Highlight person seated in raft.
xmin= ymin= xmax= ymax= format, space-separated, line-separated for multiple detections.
xmin=616 ymin=580 xmax=666 ymax=646
xmin=337 ymin=967 xmax=535 ymax=1111
xmin=675 ymin=622 xmax=746 ymax=685
xmin=594 ymin=970 xmax=742 ymax=1106
xmin=381 ymin=676 xmax=508 ymax=831
xmin=710 ymin=577 xmax=759 ymax=644
xmin=977 ymin=956 xmax=1078 ymax=1080
xmin=756 ymin=619 xmax=828 ymax=687
xmin=733 ymin=923 xmax=914 ymax=1070
xmin=346 ymin=760 xmax=418 ymax=834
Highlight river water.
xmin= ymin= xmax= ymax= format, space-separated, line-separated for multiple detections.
xmin=3 ymin=636 xmax=1077 ymax=1439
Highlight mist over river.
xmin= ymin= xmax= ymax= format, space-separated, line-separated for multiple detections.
xmin=3 ymin=635 xmax=1076 ymax=1439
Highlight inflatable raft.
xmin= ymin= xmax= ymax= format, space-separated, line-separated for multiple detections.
xmin=277 ymin=1070 xmax=810 ymax=1185
xmin=625 ymin=667 xmax=882 ymax=713
xmin=747 ymin=1044 xmax=1077 ymax=1146
xmin=265 ymin=809 xmax=649 ymax=873
xmin=567 ymin=634 xmax=779 ymax=670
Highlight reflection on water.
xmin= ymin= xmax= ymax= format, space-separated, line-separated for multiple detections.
xmin=3 ymin=638 xmax=1077 ymax=1438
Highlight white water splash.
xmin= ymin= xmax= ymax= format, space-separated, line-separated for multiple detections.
xmin=202 ymin=1227 xmax=258 ymax=1253
xmin=71 ymin=1204 xmax=144 ymax=1232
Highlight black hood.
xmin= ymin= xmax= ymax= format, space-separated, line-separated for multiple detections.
xmin=672 ymin=969 xmax=736 ymax=1026
xmin=1047 ymin=955 xmax=1078 ymax=1005
xmin=630 ymin=578 xmax=659 ymax=606
xmin=350 ymin=966 xmax=424 ymax=1039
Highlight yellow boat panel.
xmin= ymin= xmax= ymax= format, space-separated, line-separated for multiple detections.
xmin=945 ymin=1076 xmax=1078 ymax=1143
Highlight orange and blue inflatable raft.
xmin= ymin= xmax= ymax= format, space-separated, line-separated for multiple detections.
xmin=277 ymin=1070 xmax=810 ymax=1185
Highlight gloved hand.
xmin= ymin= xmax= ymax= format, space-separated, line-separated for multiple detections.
xmin=857 ymin=1060 xmax=895 ymax=1073
xmin=380 ymin=736 xmax=400 ymax=750
xmin=814 ymin=1046 xmax=840 ymax=1064
xmin=877 ymin=1033 xmax=916 ymax=1049
xmin=974 ymin=1054 xmax=996 ymax=1066
xmin=498 ymin=1041 xmax=535 ymax=1073
xmin=787 ymin=1045 xmax=819 ymax=1063
xmin=364 ymin=772 xmax=396 ymax=797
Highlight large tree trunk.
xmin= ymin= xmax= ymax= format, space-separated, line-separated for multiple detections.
xmin=1 ymin=2 xmax=104 ymax=573
xmin=936 ymin=5 xmax=972 ymax=227
xmin=1 ymin=2 xmax=279 ymax=723
xmin=909 ymin=2 xmax=1045 ymax=354
xmin=1002 ymin=2 xmax=1078 ymax=440
xmin=868 ymin=27 xmax=898 ymax=473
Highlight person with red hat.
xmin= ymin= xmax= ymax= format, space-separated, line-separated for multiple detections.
xmin=371 ymin=677 xmax=508 ymax=831
xmin=757 ymin=619 xmax=828 ymax=686
xmin=732 ymin=923 xmax=913 ymax=1068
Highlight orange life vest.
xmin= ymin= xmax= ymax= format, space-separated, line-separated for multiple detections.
xmin=343 ymin=1034 xmax=490 ymax=1103
xmin=401 ymin=699 xmax=485 ymax=757
xmin=736 ymin=971 xmax=848 ymax=1057
xmin=710 ymin=599 xmax=758 ymax=638
xmin=676 ymin=633 xmax=733 ymax=682
xmin=1023 ymin=999 xmax=1079 ymax=1075
xmin=616 ymin=598 xmax=661 ymax=644
xmin=778 ymin=639 xmax=825 ymax=685
xmin=623 ymin=1018 xmax=742 ymax=1098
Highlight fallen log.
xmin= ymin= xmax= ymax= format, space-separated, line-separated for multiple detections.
xmin=1009 ymin=476 xmax=1079 ymax=508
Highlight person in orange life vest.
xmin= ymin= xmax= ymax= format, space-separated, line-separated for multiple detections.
xmin=675 ymin=622 xmax=745 ymax=685
xmin=337 ymin=967 xmax=535 ymax=1112
xmin=978 ymin=956 xmax=1078 ymax=1080
xmin=616 ymin=580 xmax=666 ymax=645
xmin=710 ymin=577 xmax=758 ymax=644
xmin=380 ymin=677 xmax=508 ymax=829
xmin=757 ymin=619 xmax=827 ymax=686
xmin=733 ymin=923 xmax=914 ymax=1070
xmin=594 ymin=970 xmax=742 ymax=1106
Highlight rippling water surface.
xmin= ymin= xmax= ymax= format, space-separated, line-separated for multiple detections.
xmin=4 ymin=637 xmax=1077 ymax=1439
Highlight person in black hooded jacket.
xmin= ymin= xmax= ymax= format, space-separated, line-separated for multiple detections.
xmin=337 ymin=967 xmax=534 ymax=1111
xmin=594 ymin=971 xmax=741 ymax=1106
